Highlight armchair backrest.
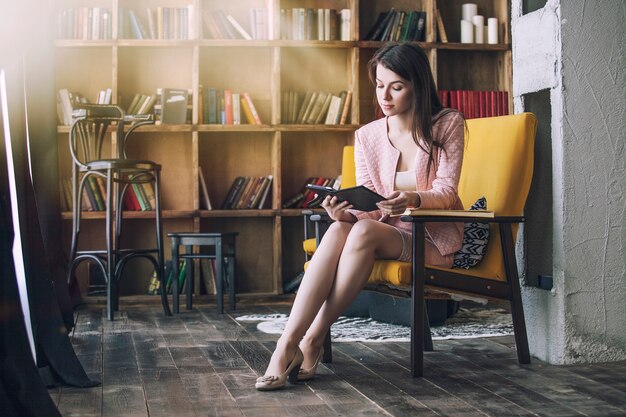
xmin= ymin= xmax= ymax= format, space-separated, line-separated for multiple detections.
xmin=461 ymin=113 xmax=536 ymax=279
xmin=342 ymin=112 xmax=537 ymax=280
xmin=460 ymin=113 xmax=536 ymax=217
xmin=341 ymin=145 xmax=357 ymax=189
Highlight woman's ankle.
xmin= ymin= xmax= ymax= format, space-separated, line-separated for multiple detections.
xmin=299 ymin=335 xmax=323 ymax=352
xmin=276 ymin=335 xmax=300 ymax=352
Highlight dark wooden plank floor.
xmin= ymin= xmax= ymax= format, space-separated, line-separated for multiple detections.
xmin=49 ymin=298 xmax=626 ymax=417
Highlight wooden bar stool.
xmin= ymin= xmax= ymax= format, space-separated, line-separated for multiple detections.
xmin=66 ymin=104 xmax=170 ymax=320
xmin=168 ymin=232 xmax=238 ymax=314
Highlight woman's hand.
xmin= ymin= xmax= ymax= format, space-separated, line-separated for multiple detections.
xmin=321 ymin=196 xmax=356 ymax=222
xmin=376 ymin=191 xmax=421 ymax=216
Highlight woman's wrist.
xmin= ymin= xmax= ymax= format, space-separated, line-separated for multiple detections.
xmin=343 ymin=212 xmax=358 ymax=223
xmin=413 ymin=192 xmax=421 ymax=208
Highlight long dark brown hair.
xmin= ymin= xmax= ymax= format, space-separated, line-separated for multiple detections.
xmin=368 ymin=43 xmax=452 ymax=175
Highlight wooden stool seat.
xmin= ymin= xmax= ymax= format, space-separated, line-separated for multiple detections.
xmin=168 ymin=232 xmax=238 ymax=314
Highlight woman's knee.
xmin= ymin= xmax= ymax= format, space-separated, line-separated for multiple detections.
xmin=344 ymin=219 xmax=380 ymax=251
xmin=320 ymin=221 xmax=352 ymax=245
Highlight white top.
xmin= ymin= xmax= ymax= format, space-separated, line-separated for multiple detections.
xmin=394 ymin=170 xmax=416 ymax=191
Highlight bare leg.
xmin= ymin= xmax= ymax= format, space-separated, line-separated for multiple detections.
xmin=262 ymin=220 xmax=404 ymax=376
xmin=262 ymin=221 xmax=354 ymax=377
xmin=299 ymin=220 xmax=404 ymax=367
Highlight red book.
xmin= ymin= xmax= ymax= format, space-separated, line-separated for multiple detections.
xmin=461 ymin=90 xmax=469 ymax=119
xmin=467 ymin=90 xmax=476 ymax=119
xmin=472 ymin=91 xmax=479 ymax=119
xmin=500 ymin=91 xmax=509 ymax=115
xmin=439 ymin=90 xmax=448 ymax=107
xmin=478 ymin=91 xmax=485 ymax=118
xmin=490 ymin=91 xmax=498 ymax=117
xmin=301 ymin=177 xmax=328 ymax=208
xmin=449 ymin=90 xmax=458 ymax=111
xmin=456 ymin=90 xmax=463 ymax=113
xmin=224 ymin=89 xmax=234 ymax=124
xmin=124 ymin=187 xmax=141 ymax=211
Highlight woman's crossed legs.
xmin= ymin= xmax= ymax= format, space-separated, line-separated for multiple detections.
xmin=261 ymin=219 xmax=404 ymax=379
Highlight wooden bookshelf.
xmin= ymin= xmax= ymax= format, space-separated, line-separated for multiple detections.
xmin=53 ymin=0 xmax=512 ymax=297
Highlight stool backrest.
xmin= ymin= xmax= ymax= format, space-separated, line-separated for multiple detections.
xmin=69 ymin=104 xmax=124 ymax=168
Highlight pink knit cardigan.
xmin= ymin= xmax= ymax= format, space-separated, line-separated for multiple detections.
xmin=351 ymin=111 xmax=465 ymax=256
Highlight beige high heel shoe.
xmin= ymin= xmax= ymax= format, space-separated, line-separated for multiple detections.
xmin=255 ymin=348 xmax=304 ymax=391
xmin=297 ymin=347 xmax=324 ymax=381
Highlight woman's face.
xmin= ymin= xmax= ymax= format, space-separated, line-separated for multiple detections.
xmin=375 ymin=64 xmax=413 ymax=117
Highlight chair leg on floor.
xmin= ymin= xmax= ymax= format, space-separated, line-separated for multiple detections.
xmin=500 ymin=223 xmax=530 ymax=364
xmin=411 ymin=222 xmax=426 ymax=377
xmin=322 ymin=329 xmax=332 ymax=363
xmin=423 ymin=305 xmax=433 ymax=352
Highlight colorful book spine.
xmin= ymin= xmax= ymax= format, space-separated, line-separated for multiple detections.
xmin=242 ymin=93 xmax=262 ymax=124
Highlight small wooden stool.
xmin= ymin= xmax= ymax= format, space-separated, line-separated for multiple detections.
xmin=168 ymin=232 xmax=238 ymax=314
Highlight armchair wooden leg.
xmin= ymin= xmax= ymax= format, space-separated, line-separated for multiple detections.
xmin=322 ymin=328 xmax=332 ymax=363
xmin=500 ymin=223 xmax=531 ymax=364
xmin=423 ymin=304 xmax=433 ymax=352
xmin=411 ymin=222 xmax=426 ymax=377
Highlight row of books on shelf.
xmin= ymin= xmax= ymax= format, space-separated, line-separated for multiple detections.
xmin=365 ymin=9 xmax=427 ymax=42
xmin=57 ymin=7 xmax=113 ymax=40
xmin=282 ymin=90 xmax=352 ymax=125
xmin=147 ymin=257 xmax=230 ymax=296
xmin=120 ymin=6 xmax=196 ymax=40
xmin=203 ymin=9 xmax=268 ymax=40
xmin=58 ymin=86 xmax=356 ymax=127
xmin=283 ymin=176 xmax=341 ymax=209
xmin=59 ymin=177 xmax=156 ymax=212
xmin=57 ymin=6 xmax=197 ymax=41
xmin=440 ymin=90 xmax=509 ymax=119
xmin=220 ymin=175 xmax=273 ymax=210
xmin=279 ymin=8 xmax=351 ymax=41
xmin=57 ymin=87 xmax=191 ymax=125
xmin=58 ymin=86 xmax=263 ymax=126
xmin=56 ymin=6 xmax=452 ymax=44
xmin=201 ymin=88 xmax=262 ymax=125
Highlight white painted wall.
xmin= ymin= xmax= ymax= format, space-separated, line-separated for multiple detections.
xmin=512 ymin=0 xmax=626 ymax=364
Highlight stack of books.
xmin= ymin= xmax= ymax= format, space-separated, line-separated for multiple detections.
xmin=56 ymin=7 xmax=113 ymax=40
xmin=283 ymin=176 xmax=341 ymax=209
xmin=364 ymin=9 xmax=426 ymax=42
xmin=282 ymin=90 xmax=351 ymax=125
xmin=221 ymin=175 xmax=273 ymax=210
xmin=119 ymin=6 xmax=196 ymax=40
xmin=201 ymin=88 xmax=262 ymax=125
xmin=440 ymin=90 xmax=509 ymax=119
xmin=57 ymin=88 xmax=112 ymax=125
xmin=279 ymin=8 xmax=351 ymax=41
xmin=126 ymin=93 xmax=157 ymax=115
xmin=203 ymin=9 xmax=268 ymax=40
xmin=59 ymin=176 xmax=156 ymax=212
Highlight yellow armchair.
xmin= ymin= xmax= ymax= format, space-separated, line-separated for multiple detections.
xmin=303 ymin=112 xmax=538 ymax=376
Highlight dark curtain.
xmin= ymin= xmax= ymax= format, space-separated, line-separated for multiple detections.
xmin=0 ymin=66 xmax=62 ymax=417
xmin=0 ymin=205 xmax=62 ymax=417
xmin=0 ymin=60 xmax=98 ymax=415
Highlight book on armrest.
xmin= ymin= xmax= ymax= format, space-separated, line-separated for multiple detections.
xmin=305 ymin=184 xmax=385 ymax=212
xmin=398 ymin=208 xmax=494 ymax=218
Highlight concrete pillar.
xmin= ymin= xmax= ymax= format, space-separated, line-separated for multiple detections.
xmin=512 ymin=0 xmax=626 ymax=364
